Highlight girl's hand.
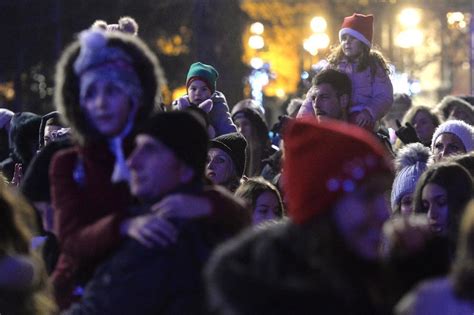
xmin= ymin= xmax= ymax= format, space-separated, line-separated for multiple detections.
xmin=350 ymin=110 xmax=374 ymax=130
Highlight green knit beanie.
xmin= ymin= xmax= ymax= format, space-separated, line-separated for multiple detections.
xmin=186 ymin=62 xmax=219 ymax=93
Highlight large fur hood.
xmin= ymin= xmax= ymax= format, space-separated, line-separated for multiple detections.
xmin=436 ymin=95 xmax=474 ymax=121
xmin=54 ymin=31 xmax=165 ymax=145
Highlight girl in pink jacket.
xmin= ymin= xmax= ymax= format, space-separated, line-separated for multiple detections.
xmin=298 ymin=13 xmax=393 ymax=131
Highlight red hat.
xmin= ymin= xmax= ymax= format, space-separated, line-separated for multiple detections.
xmin=283 ymin=118 xmax=392 ymax=225
xmin=339 ymin=13 xmax=373 ymax=47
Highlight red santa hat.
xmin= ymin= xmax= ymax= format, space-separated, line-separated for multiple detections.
xmin=283 ymin=118 xmax=392 ymax=225
xmin=339 ymin=13 xmax=374 ymax=47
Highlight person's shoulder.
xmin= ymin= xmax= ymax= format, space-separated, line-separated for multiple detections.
xmin=207 ymin=219 xmax=291 ymax=265
xmin=50 ymin=146 xmax=79 ymax=173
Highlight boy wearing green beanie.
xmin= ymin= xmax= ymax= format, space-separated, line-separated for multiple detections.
xmin=173 ymin=62 xmax=236 ymax=137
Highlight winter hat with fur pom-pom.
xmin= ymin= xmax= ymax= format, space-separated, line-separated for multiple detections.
xmin=391 ymin=143 xmax=430 ymax=211
xmin=91 ymin=16 xmax=139 ymax=35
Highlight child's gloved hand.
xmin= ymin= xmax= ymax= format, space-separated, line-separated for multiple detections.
xmin=197 ymin=99 xmax=213 ymax=113
xmin=177 ymin=96 xmax=192 ymax=110
xmin=395 ymin=120 xmax=420 ymax=145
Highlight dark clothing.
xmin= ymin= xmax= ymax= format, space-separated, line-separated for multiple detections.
xmin=206 ymin=219 xmax=452 ymax=315
xmin=64 ymin=186 xmax=250 ymax=315
xmin=206 ymin=220 xmax=392 ymax=315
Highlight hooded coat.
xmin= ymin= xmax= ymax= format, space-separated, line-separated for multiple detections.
xmin=49 ymin=31 xmax=163 ymax=309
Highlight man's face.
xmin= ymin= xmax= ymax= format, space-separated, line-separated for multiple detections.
xmin=127 ymin=135 xmax=188 ymax=202
xmin=308 ymin=83 xmax=348 ymax=121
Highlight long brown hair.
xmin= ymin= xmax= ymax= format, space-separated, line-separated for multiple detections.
xmin=327 ymin=44 xmax=391 ymax=77
xmin=452 ymin=200 xmax=474 ymax=300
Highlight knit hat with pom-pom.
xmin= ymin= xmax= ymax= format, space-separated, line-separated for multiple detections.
xmin=91 ymin=16 xmax=139 ymax=35
xmin=391 ymin=143 xmax=431 ymax=211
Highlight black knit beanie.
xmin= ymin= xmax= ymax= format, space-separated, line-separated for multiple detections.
xmin=210 ymin=132 xmax=247 ymax=178
xmin=139 ymin=111 xmax=209 ymax=178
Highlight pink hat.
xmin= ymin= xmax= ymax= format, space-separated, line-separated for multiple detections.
xmin=339 ymin=13 xmax=373 ymax=47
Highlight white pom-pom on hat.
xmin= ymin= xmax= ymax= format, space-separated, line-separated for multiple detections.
xmin=118 ymin=16 xmax=138 ymax=35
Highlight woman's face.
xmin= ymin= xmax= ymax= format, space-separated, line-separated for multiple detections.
xmin=432 ymin=133 xmax=466 ymax=162
xmin=421 ymin=183 xmax=449 ymax=234
xmin=82 ymin=79 xmax=131 ymax=137
xmin=252 ymin=190 xmax=280 ymax=225
xmin=412 ymin=111 xmax=436 ymax=145
xmin=399 ymin=193 xmax=414 ymax=216
xmin=340 ymin=34 xmax=364 ymax=60
xmin=332 ymin=177 xmax=391 ymax=261
xmin=206 ymin=148 xmax=236 ymax=185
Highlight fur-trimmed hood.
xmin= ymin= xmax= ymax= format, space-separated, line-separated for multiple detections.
xmin=54 ymin=31 xmax=165 ymax=145
xmin=436 ymin=95 xmax=474 ymax=122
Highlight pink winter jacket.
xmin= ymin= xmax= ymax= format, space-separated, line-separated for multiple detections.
xmin=298 ymin=59 xmax=393 ymax=121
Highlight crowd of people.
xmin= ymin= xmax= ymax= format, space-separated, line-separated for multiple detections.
xmin=1 ymin=13 xmax=474 ymax=315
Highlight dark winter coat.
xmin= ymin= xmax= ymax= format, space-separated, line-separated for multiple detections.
xmin=206 ymin=220 xmax=394 ymax=315
xmin=63 ymin=185 xmax=250 ymax=315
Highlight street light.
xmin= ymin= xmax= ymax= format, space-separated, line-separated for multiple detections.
xmin=398 ymin=8 xmax=421 ymax=27
xmin=310 ymin=16 xmax=327 ymax=33
xmin=395 ymin=29 xmax=424 ymax=48
xmin=250 ymin=22 xmax=264 ymax=35
xmin=248 ymin=35 xmax=264 ymax=50
xmin=250 ymin=57 xmax=264 ymax=69
xmin=303 ymin=33 xmax=330 ymax=55
xmin=447 ymin=12 xmax=467 ymax=30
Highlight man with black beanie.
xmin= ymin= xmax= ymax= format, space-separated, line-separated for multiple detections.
xmin=64 ymin=111 xmax=250 ymax=314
